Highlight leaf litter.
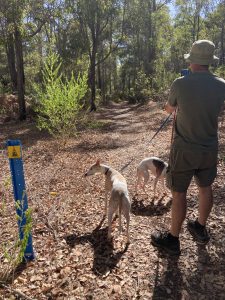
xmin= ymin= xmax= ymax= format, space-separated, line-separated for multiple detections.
xmin=0 ymin=101 xmax=225 ymax=299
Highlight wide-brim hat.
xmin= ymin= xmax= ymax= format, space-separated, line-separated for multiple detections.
xmin=184 ymin=40 xmax=219 ymax=65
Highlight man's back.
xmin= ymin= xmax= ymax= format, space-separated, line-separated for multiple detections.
xmin=169 ymin=72 xmax=225 ymax=149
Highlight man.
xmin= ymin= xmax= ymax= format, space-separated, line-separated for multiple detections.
xmin=151 ymin=40 xmax=225 ymax=255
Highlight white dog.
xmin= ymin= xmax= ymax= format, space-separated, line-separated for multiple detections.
xmin=85 ymin=160 xmax=131 ymax=243
xmin=136 ymin=156 xmax=168 ymax=197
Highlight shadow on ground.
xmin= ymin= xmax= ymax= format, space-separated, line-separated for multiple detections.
xmin=0 ymin=121 xmax=51 ymax=149
xmin=151 ymin=235 xmax=225 ymax=299
xmin=65 ymin=216 xmax=128 ymax=276
xmin=152 ymin=255 xmax=183 ymax=299
xmin=131 ymin=195 xmax=172 ymax=216
xmin=66 ymin=138 xmax=132 ymax=153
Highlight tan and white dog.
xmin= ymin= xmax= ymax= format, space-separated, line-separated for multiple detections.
xmin=85 ymin=160 xmax=131 ymax=243
xmin=136 ymin=156 xmax=168 ymax=197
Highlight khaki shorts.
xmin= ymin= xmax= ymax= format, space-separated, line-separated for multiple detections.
xmin=166 ymin=147 xmax=218 ymax=192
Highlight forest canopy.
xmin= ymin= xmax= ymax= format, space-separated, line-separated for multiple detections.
xmin=0 ymin=0 xmax=225 ymax=119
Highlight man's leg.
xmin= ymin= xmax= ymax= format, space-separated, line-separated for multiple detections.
xmin=170 ymin=191 xmax=187 ymax=237
xmin=150 ymin=191 xmax=187 ymax=255
xmin=187 ymin=185 xmax=212 ymax=244
xmin=198 ymin=185 xmax=213 ymax=226
xmin=151 ymin=164 xmax=192 ymax=255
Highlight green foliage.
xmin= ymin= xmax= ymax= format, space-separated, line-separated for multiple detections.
xmin=132 ymin=70 xmax=151 ymax=103
xmin=214 ymin=66 xmax=225 ymax=78
xmin=84 ymin=119 xmax=107 ymax=130
xmin=1 ymin=0 xmax=225 ymax=106
xmin=34 ymin=51 xmax=88 ymax=139
xmin=120 ymin=70 xmax=151 ymax=103
xmin=14 ymin=197 xmax=33 ymax=265
xmin=153 ymin=60 xmax=179 ymax=92
xmin=24 ymin=47 xmax=42 ymax=94
xmin=0 ymin=184 xmax=33 ymax=282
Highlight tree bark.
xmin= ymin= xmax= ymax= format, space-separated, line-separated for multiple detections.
xmin=103 ymin=63 xmax=106 ymax=103
xmin=97 ymin=60 xmax=102 ymax=92
xmin=196 ymin=14 xmax=200 ymax=40
xmin=14 ymin=27 xmax=26 ymax=120
xmin=6 ymin=34 xmax=17 ymax=91
xmin=89 ymin=41 xmax=97 ymax=111
xmin=88 ymin=9 xmax=100 ymax=112
xmin=145 ymin=1 xmax=155 ymax=76
xmin=221 ymin=20 xmax=225 ymax=65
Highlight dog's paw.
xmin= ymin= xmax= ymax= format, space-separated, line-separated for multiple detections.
xmin=126 ymin=239 xmax=130 ymax=245
xmin=107 ymin=234 xmax=112 ymax=241
xmin=107 ymin=237 xmax=113 ymax=246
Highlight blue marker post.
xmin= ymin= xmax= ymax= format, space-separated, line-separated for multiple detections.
xmin=7 ymin=140 xmax=35 ymax=261
xmin=181 ymin=69 xmax=190 ymax=76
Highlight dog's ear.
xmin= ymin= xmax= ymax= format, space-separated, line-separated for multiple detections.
xmin=96 ymin=159 xmax=100 ymax=165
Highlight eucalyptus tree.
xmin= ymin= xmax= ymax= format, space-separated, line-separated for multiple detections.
xmin=174 ymin=0 xmax=212 ymax=42
xmin=204 ymin=1 xmax=225 ymax=64
xmin=73 ymin=0 xmax=125 ymax=111
xmin=0 ymin=0 xmax=57 ymax=120
xmin=172 ymin=0 xmax=225 ymax=72
xmin=168 ymin=0 xmax=212 ymax=75
xmin=118 ymin=0 xmax=172 ymax=97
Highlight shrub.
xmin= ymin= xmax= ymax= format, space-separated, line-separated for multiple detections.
xmin=34 ymin=51 xmax=88 ymax=139
xmin=214 ymin=65 xmax=225 ymax=78
xmin=0 ymin=179 xmax=33 ymax=282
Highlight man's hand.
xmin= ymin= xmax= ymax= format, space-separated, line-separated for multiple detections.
xmin=165 ymin=102 xmax=176 ymax=114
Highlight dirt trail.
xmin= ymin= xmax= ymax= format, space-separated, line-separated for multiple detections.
xmin=0 ymin=101 xmax=225 ymax=300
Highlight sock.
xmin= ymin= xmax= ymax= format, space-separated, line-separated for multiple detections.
xmin=195 ymin=219 xmax=205 ymax=229
xmin=168 ymin=232 xmax=179 ymax=241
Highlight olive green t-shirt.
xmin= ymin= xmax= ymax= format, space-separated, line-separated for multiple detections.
xmin=168 ymin=71 xmax=225 ymax=150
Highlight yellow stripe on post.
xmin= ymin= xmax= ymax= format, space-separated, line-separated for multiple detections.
xmin=7 ymin=146 xmax=21 ymax=159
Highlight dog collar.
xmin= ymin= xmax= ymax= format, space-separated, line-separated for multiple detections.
xmin=105 ymin=168 xmax=110 ymax=175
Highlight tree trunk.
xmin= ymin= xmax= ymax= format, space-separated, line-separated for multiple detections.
xmin=221 ymin=20 xmax=225 ymax=65
xmin=97 ymin=60 xmax=102 ymax=92
xmin=196 ymin=14 xmax=200 ymax=40
xmin=109 ymin=59 xmax=112 ymax=95
xmin=6 ymin=34 xmax=17 ymax=91
xmin=102 ymin=62 xmax=106 ymax=103
xmin=145 ymin=0 xmax=156 ymax=76
xmin=14 ymin=27 xmax=26 ymax=120
xmin=113 ymin=57 xmax=117 ymax=93
xmin=122 ymin=72 xmax=125 ymax=94
xmin=128 ymin=75 xmax=131 ymax=93
xmin=89 ymin=45 xmax=97 ymax=111
xmin=152 ymin=0 xmax=156 ymax=11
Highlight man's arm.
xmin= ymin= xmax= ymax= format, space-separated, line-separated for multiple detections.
xmin=166 ymin=78 xmax=179 ymax=114
xmin=165 ymin=102 xmax=176 ymax=114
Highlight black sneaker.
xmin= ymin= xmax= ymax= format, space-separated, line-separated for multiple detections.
xmin=187 ymin=219 xmax=210 ymax=245
xmin=151 ymin=231 xmax=181 ymax=256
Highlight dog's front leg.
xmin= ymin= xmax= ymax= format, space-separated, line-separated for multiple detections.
xmin=107 ymin=208 xmax=113 ymax=241
xmin=124 ymin=208 xmax=130 ymax=244
xmin=160 ymin=178 xmax=167 ymax=195
xmin=142 ymin=171 xmax=149 ymax=194
xmin=135 ymin=176 xmax=140 ymax=193
xmin=104 ymin=191 xmax=109 ymax=216
xmin=153 ymin=177 xmax=160 ymax=198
